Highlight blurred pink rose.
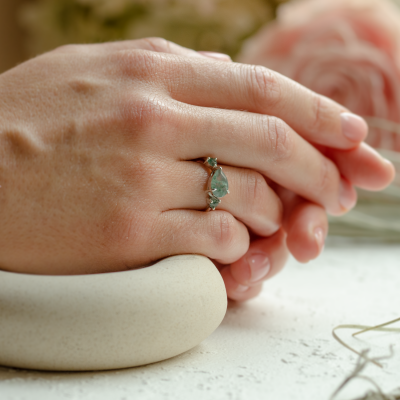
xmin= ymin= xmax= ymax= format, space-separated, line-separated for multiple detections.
xmin=238 ymin=0 xmax=400 ymax=151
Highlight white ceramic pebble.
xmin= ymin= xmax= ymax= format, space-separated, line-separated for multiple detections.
xmin=0 ymin=255 xmax=227 ymax=371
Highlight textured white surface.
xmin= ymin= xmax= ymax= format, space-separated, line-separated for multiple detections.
xmin=1 ymin=238 xmax=400 ymax=400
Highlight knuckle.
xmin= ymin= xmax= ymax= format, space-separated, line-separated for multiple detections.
xmin=2 ymin=129 xmax=43 ymax=159
xmin=142 ymin=37 xmax=172 ymax=53
xmin=211 ymin=212 xmax=239 ymax=253
xmin=247 ymin=65 xmax=281 ymax=108
xmin=118 ymin=97 xmax=187 ymax=148
xmin=112 ymin=49 xmax=160 ymax=78
xmin=260 ymin=117 xmax=293 ymax=162
xmin=67 ymin=78 xmax=98 ymax=96
xmin=120 ymin=95 xmax=171 ymax=132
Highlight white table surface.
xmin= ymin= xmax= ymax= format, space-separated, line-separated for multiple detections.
xmin=1 ymin=238 xmax=400 ymax=400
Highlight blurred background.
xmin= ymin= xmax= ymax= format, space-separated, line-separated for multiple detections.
xmin=0 ymin=0 xmax=25 ymax=73
xmin=0 ymin=0 xmax=286 ymax=73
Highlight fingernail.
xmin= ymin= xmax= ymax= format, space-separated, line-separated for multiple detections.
xmin=247 ymin=253 xmax=270 ymax=284
xmin=341 ymin=112 xmax=368 ymax=142
xmin=314 ymin=227 xmax=325 ymax=252
xmin=235 ymin=284 xmax=250 ymax=292
xmin=198 ymin=51 xmax=232 ymax=61
xmin=339 ymin=179 xmax=357 ymax=211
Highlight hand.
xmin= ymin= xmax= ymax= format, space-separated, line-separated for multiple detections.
xmin=0 ymin=39 xmax=393 ymax=296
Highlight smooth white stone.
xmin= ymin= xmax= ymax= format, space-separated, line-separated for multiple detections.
xmin=0 ymin=255 xmax=227 ymax=371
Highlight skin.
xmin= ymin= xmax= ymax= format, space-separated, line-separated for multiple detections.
xmin=0 ymin=38 xmax=394 ymax=301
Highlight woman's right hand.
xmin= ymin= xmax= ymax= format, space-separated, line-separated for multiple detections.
xmin=0 ymin=39 xmax=393 ymax=286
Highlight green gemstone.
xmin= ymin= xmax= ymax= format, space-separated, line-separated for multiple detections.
xmin=209 ymin=195 xmax=221 ymax=210
xmin=207 ymin=158 xmax=218 ymax=168
xmin=211 ymin=168 xmax=229 ymax=198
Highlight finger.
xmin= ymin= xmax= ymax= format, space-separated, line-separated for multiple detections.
xmin=285 ymin=201 xmax=328 ymax=263
xmin=167 ymin=162 xmax=282 ymax=237
xmin=274 ymin=185 xmax=328 ymax=263
xmin=167 ymin=102 xmax=356 ymax=215
xmin=145 ymin=52 xmax=368 ymax=149
xmin=219 ymin=229 xmax=289 ymax=301
xmin=229 ymin=229 xmax=289 ymax=287
xmin=220 ymin=266 xmax=263 ymax=302
xmin=326 ymin=143 xmax=395 ymax=191
xmin=158 ymin=210 xmax=249 ymax=264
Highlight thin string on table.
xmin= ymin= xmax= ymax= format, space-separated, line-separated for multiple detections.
xmin=332 ymin=317 xmax=400 ymax=368
xmin=330 ymin=317 xmax=400 ymax=400
xmin=330 ymin=348 xmax=396 ymax=400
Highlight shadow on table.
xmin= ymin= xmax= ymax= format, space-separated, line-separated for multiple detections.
xmin=0 ymin=342 xmax=206 ymax=383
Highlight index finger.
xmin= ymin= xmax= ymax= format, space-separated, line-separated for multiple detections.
xmin=149 ymin=53 xmax=368 ymax=149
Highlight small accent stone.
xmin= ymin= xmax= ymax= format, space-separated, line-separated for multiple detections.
xmin=208 ymin=194 xmax=221 ymax=210
xmin=211 ymin=168 xmax=229 ymax=198
xmin=207 ymin=158 xmax=218 ymax=168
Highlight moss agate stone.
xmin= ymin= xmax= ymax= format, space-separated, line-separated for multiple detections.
xmin=208 ymin=194 xmax=221 ymax=210
xmin=211 ymin=168 xmax=229 ymax=198
xmin=206 ymin=158 xmax=218 ymax=168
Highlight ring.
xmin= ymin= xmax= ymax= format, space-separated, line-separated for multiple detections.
xmin=204 ymin=157 xmax=230 ymax=211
